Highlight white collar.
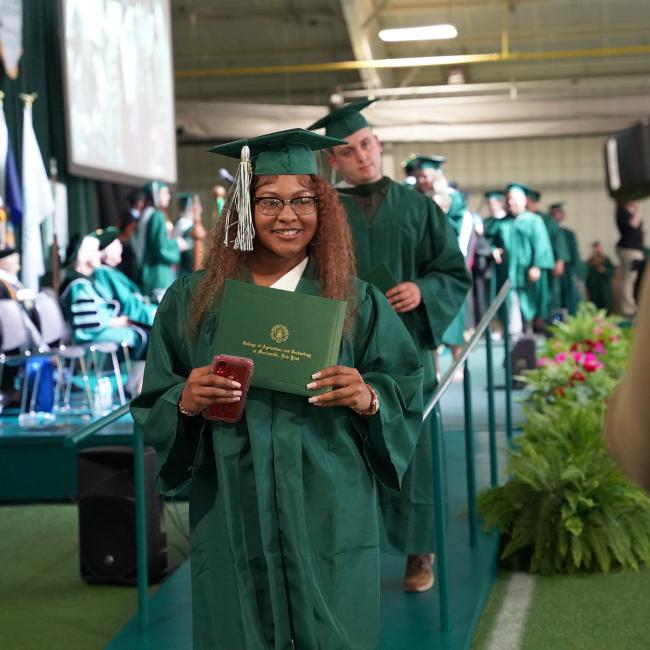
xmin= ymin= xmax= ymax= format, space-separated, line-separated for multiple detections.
xmin=270 ymin=257 xmax=309 ymax=292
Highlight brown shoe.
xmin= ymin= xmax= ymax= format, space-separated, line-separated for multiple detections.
xmin=403 ymin=553 xmax=435 ymax=592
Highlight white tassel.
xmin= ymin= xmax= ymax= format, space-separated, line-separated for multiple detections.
xmin=222 ymin=145 xmax=255 ymax=251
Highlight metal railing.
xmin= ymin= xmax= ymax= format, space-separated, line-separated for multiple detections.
xmin=425 ymin=279 xmax=512 ymax=632
xmin=62 ymin=278 xmax=514 ymax=637
xmin=64 ymin=403 xmax=151 ymax=632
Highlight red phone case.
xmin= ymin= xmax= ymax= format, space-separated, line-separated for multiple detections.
xmin=203 ymin=355 xmax=254 ymax=423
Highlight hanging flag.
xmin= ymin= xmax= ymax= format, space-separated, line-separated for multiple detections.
xmin=0 ymin=94 xmax=23 ymax=226
xmin=21 ymin=95 xmax=54 ymax=292
xmin=0 ymin=0 xmax=23 ymax=79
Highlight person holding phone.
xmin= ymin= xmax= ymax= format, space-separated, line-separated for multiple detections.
xmin=131 ymin=129 xmax=424 ymax=650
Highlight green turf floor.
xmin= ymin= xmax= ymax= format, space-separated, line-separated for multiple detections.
xmin=472 ymin=567 xmax=650 ymax=650
xmin=0 ymin=502 xmax=190 ymax=650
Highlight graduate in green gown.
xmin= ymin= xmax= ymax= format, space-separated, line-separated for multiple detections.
xmin=504 ymin=184 xmax=555 ymax=330
xmin=131 ymin=129 xmax=424 ymax=650
xmin=174 ymin=192 xmax=207 ymax=277
xmin=309 ymin=102 xmax=471 ymax=592
xmin=134 ymin=181 xmax=187 ymax=302
xmin=526 ymin=191 xmax=569 ymax=320
xmin=550 ymin=202 xmax=584 ymax=315
xmin=91 ymin=227 xmax=157 ymax=327
xmin=482 ymin=190 xmax=509 ymax=322
xmin=586 ymin=240 xmax=614 ymax=312
xmin=60 ymin=233 xmax=147 ymax=357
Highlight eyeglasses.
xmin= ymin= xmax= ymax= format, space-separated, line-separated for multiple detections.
xmin=254 ymin=196 xmax=319 ymax=217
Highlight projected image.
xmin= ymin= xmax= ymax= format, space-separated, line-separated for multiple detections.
xmin=62 ymin=0 xmax=177 ymax=184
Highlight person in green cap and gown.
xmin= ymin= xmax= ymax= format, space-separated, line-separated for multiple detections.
xmin=131 ymin=128 xmax=424 ymax=650
xmin=309 ymin=101 xmax=471 ymax=593
xmin=503 ymin=183 xmax=555 ymax=332
xmin=59 ymin=233 xmax=147 ymax=358
xmin=526 ymin=190 xmax=569 ymax=323
xmin=91 ymin=227 xmax=157 ymax=327
xmin=550 ymin=202 xmax=584 ymax=315
xmin=586 ymin=240 xmax=614 ymax=312
xmin=174 ymin=192 xmax=207 ymax=276
xmin=134 ymin=181 xmax=188 ymax=302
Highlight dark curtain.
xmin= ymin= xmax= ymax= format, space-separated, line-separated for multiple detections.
xmin=0 ymin=0 xmax=100 ymax=243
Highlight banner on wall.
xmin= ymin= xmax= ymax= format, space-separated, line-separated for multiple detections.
xmin=0 ymin=0 xmax=23 ymax=80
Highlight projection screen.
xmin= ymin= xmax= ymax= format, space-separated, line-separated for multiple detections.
xmin=60 ymin=0 xmax=177 ymax=185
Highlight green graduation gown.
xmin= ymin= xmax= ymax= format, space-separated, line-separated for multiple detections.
xmin=540 ymin=213 xmax=570 ymax=316
xmin=131 ymin=270 xmax=424 ymax=650
xmin=586 ymin=254 xmax=614 ymax=312
xmin=93 ymin=265 xmax=157 ymax=327
xmin=507 ymin=211 xmax=555 ymax=322
xmin=174 ymin=214 xmax=195 ymax=277
xmin=483 ymin=214 xmax=513 ymax=315
xmin=59 ymin=271 xmax=145 ymax=355
xmin=442 ymin=197 xmax=471 ymax=346
xmin=338 ymin=177 xmax=471 ymax=554
xmin=560 ymin=227 xmax=584 ymax=315
xmin=139 ymin=209 xmax=181 ymax=299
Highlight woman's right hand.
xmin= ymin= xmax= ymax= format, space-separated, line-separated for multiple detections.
xmin=180 ymin=365 xmax=242 ymax=414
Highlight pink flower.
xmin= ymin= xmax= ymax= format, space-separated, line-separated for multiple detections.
xmin=537 ymin=357 xmax=552 ymax=367
xmin=593 ymin=326 xmax=603 ymax=336
xmin=593 ymin=341 xmax=605 ymax=355
xmin=572 ymin=351 xmax=584 ymax=363
xmin=583 ymin=357 xmax=603 ymax=373
xmin=555 ymin=352 xmax=568 ymax=363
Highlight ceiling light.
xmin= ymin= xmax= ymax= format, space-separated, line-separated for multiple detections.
xmin=378 ymin=24 xmax=458 ymax=43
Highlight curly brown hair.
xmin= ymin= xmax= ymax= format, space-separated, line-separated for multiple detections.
xmin=189 ymin=174 xmax=356 ymax=335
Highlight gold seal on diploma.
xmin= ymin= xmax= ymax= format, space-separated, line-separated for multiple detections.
xmin=270 ymin=324 xmax=289 ymax=343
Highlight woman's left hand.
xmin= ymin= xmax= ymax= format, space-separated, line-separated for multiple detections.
xmin=306 ymin=365 xmax=372 ymax=412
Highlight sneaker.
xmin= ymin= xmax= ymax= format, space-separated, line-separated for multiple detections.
xmin=403 ymin=554 xmax=435 ymax=592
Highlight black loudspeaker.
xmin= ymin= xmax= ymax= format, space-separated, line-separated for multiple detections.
xmin=605 ymin=118 xmax=650 ymax=201
xmin=511 ymin=336 xmax=537 ymax=390
xmin=77 ymin=446 xmax=167 ymax=585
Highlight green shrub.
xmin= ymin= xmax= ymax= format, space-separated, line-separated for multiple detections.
xmin=478 ymin=403 xmax=650 ymax=574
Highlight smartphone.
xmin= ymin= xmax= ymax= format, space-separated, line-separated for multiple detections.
xmin=203 ymin=355 xmax=254 ymax=423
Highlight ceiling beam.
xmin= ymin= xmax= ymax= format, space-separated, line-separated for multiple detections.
xmin=338 ymin=0 xmax=394 ymax=92
xmin=175 ymin=43 xmax=650 ymax=78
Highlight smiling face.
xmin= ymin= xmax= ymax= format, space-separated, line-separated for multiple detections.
xmin=327 ymin=126 xmax=383 ymax=186
xmin=252 ymin=175 xmax=318 ymax=264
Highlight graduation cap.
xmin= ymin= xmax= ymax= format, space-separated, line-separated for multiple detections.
xmin=484 ymin=189 xmax=505 ymax=200
xmin=549 ymin=202 xmax=564 ymax=211
xmin=307 ymin=99 xmax=376 ymax=140
xmin=142 ymin=180 xmax=169 ymax=207
xmin=90 ymin=226 xmax=120 ymax=250
xmin=506 ymin=182 xmax=530 ymax=196
xmin=177 ymin=192 xmax=199 ymax=211
xmin=402 ymin=154 xmax=446 ymax=175
xmin=525 ymin=187 xmax=541 ymax=202
xmin=209 ymin=128 xmax=347 ymax=251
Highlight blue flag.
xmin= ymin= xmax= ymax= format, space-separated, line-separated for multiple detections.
xmin=0 ymin=106 xmax=23 ymax=226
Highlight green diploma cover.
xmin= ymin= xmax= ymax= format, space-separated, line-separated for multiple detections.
xmin=216 ymin=280 xmax=347 ymax=396
xmin=362 ymin=263 xmax=397 ymax=294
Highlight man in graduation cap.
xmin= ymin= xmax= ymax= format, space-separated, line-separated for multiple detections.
xmin=404 ymin=153 xmax=452 ymax=214
xmin=91 ymin=227 xmax=157 ymax=327
xmin=309 ymin=100 xmax=471 ymax=592
xmin=501 ymin=183 xmax=554 ymax=333
xmin=133 ymin=181 xmax=188 ymax=302
xmin=132 ymin=128 xmax=424 ymax=649
xmin=550 ymin=202 xmax=584 ymax=315
xmin=525 ymin=189 xmax=569 ymax=324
